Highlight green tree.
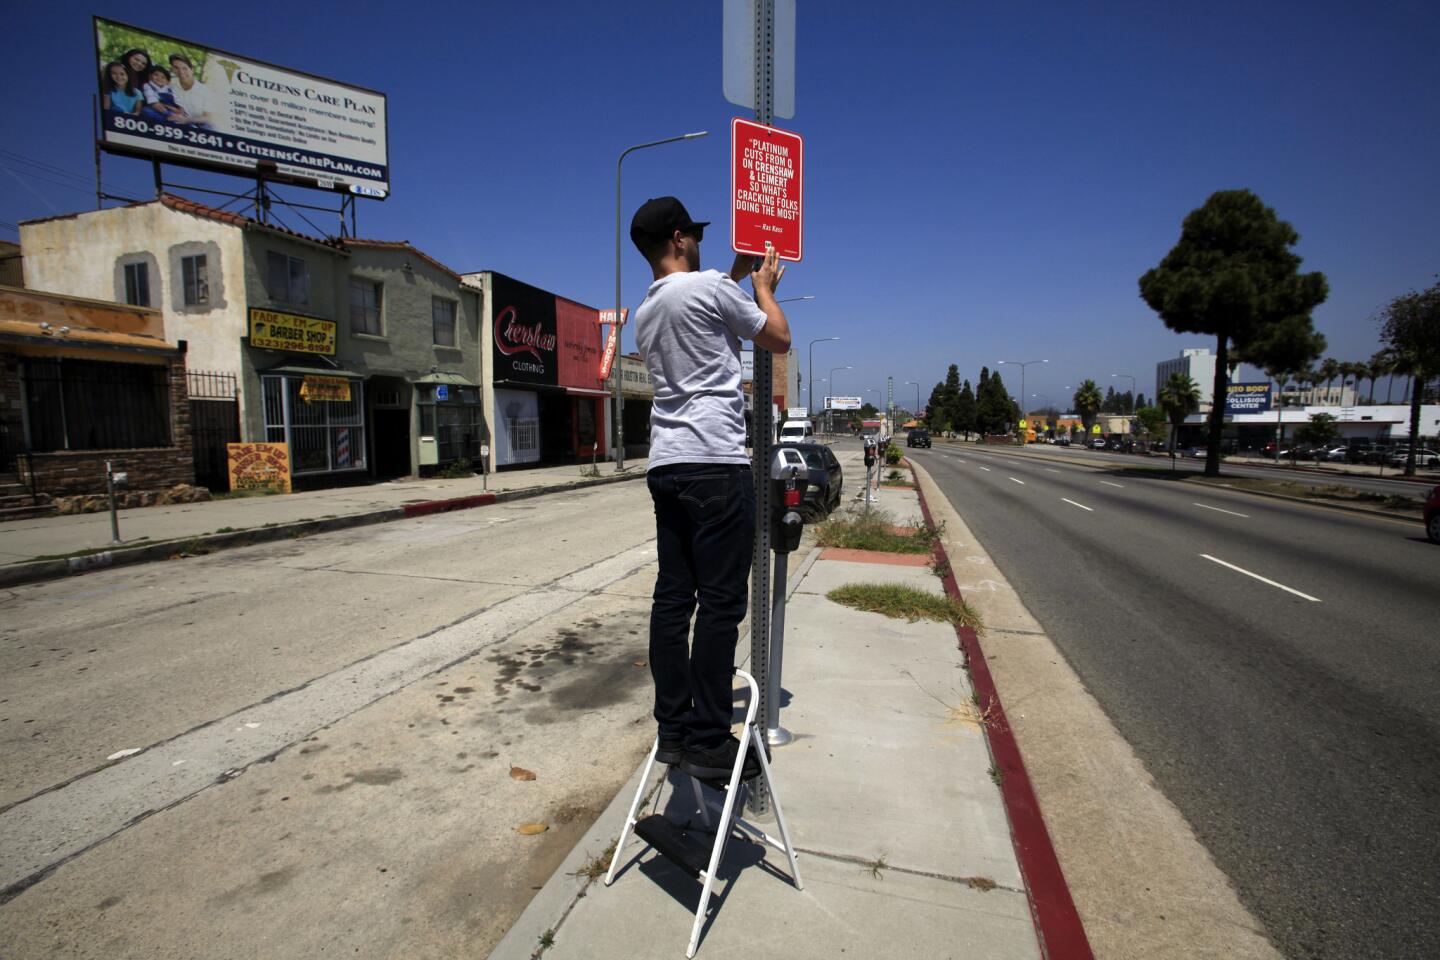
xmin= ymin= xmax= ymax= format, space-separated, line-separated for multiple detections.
xmin=1072 ymin=379 xmax=1102 ymax=439
xmin=955 ymin=380 xmax=977 ymax=439
xmin=1319 ymin=357 xmax=1341 ymax=405
xmin=1135 ymin=405 xmax=1168 ymax=448
xmin=1159 ymin=373 xmax=1201 ymax=466
xmin=1378 ymin=280 xmax=1440 ymax=476
xmin=1367 ymin=350 xmax=1391 ymax=404
xmin=1139 ymin=189 xmax=1329 ymax=476
xmin=941 ymin=364 xmax=963 ymax=431
xmin=1236 ymin=313 xmax=1326 ymax=464
xmin=1295 ymin=412 xmax=1340 ymax=449
xmin=925 ymin=382 xmax=949 ymax=432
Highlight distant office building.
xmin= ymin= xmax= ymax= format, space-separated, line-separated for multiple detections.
xmin=1156 ymin=348 xmax=1217 ymax=408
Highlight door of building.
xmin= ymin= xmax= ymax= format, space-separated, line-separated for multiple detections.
xmin=372 ymin=409 xmax=411 ymax=477
xmin=187 ymin=370 xmax=240 ymax=491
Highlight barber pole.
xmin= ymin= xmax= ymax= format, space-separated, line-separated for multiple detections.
xmin=336 ymin=427 xmax=351 ymax=468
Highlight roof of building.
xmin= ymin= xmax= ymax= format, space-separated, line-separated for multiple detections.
xmin=341 ymin=238 xmax=461 ymax=280
xmin=20 ymin=194 xmax=346 ymax=252
xmin=0 ymin=285 xmax=175 ymax=355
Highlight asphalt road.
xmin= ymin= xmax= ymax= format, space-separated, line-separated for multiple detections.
xmin=0 ymin=481 xmax=667 ymax=958
xmin=1023 ymin=443 xmax=1436 ymax=497
xmin=912 ymin=443 xmax=1439 ymax=960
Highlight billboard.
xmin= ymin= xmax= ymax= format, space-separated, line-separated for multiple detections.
xmin=1226 ymin=382 xmax=1273 ymax=414
xmin=94 ymin=18 xmax=389 ymax=197
xmin=826 ymin=396 xmax=862 ymax=411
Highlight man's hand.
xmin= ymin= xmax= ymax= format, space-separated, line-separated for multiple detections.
xmin=751 ymin=245 xmax=785 ymax=299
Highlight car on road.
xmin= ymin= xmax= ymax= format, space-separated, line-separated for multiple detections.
xmin=785 ymin=441 xmax=844 ymax=520
xmin=1426 ymin=486 xmax=1440 ymax=543
xmin=906 ymin=428 xmax=932 ymax=449
xmin=1088 ymin=437 xmax=1107 ymax=449
xmin=778 ymin=419 xmax=814 ymax=444
xmin=1386 ymin=448 xmax=1440 ymax=468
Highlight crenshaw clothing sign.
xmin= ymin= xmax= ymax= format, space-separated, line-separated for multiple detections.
xmin=492 ymin=274 xmax=559 ymax=386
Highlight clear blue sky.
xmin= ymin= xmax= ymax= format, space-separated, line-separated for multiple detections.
xmin=4 ymin=1 xmax=1437 ymax=411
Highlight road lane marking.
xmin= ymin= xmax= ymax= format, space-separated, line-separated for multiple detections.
xmin=1193 ymin=502 xmax=1250 ymax=519
xmin=1200 ymin=554 xmax=1321 ymax=602
xmin=1044 ymin=468 xmax=1060 ymax=473
xmin=1099 ymin=480 xmax=1124 ymax=488
xmin=1061 ymin=498 xmax=1093 ymax=512
xmin=952 ymin=457 xmax=966 ymax=463
xmin=1009 ymin=477 xmax=1025 ymax=485
xmin=979 ymin=466 xmax=991 ymax=472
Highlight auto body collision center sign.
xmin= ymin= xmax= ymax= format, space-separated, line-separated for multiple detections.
xmin=1226 ymin=382 xmax=1273 ymax=413
xmin=732 ymin=118 xmax=803 ymax=261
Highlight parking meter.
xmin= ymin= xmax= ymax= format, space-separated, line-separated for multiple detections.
xmin=769 ymin=446 xmax=811 ymax=554
xmin=863 ymin=438 xmax=877 ymax=469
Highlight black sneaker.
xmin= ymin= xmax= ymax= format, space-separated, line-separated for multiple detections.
xmin=680 ymin=735 xmax=764 ymax=782
xmin=655 ymin=736 xmax=684 ymax=766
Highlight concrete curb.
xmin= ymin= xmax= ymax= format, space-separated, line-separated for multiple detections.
xmin=0 ymin=470 xmax=646 ymax=589
xmin=909 ymin=457 xmax=1095 ymax=960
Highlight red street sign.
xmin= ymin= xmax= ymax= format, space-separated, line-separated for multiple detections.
xmin=599 ymin=326 xmax=619 ymax=380
xmin=598 ymin=308 xmax=628 ymax=326
xmin=731 ymin=118 xmax=803 ymax=261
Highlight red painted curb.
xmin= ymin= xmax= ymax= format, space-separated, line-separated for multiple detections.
xmin=913 ymin=464 xmax=1094 ymax=960
xmin=402 ymin=493 xmax=496 ymax=518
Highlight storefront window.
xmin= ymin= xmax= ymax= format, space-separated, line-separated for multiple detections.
xmin=262 ymin=374 xmax=365 ymax=474
xmin=416 ymin=383 xmax=484 ymax=464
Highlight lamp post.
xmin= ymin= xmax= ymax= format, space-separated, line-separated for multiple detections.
xmin=828 ymin=364 xmax=852 ymax=434
xmin=614 ymin=130 xmax=708 ymax=471
xmin=998 ymin=359 xmax=1047 ymax=430
xmin=808 ymin=333 xmax=838 ymax=418
xmin=904 ymin=380 xmax=921 ymax=424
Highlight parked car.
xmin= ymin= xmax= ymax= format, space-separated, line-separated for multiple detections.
xmin=1321 ymin=445 xmax=1349 ymax=462
xmin=1055 ymin=435 xmax=1071 ymax=446
xmin=906 ymin=428 xmax=932 ymax=449
xmin=1426 ymin=485 xmax=1440 ymax=544
xmin=778 ymin=419 xmax=814 ymax=444
xmin=1386 ymin=448 xmax=1440 ymax=468
xmin=786 ymin=442 xmax=844 ymax=520
xmin=1088 ymin=437 xmax=1107 ymax=449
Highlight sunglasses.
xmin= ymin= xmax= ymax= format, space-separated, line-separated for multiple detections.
xmin=681 ymin=224 xmax=705 ymax=243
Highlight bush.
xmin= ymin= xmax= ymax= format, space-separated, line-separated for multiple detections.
xmin=435 ymin=457 xmax=475 ymax=479
xmin=884 ymin=443 xmax=902 ymax=465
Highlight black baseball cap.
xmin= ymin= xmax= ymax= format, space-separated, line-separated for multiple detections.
xmin=630 ymin=196 xmax=710 ymax=252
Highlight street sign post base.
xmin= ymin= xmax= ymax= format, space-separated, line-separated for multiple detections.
xmin=765 ymin=725 xmax=793 ymax=747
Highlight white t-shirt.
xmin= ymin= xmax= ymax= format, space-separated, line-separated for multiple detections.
xmin=634 ymin=269 xmax=768 ymax=470
xmin=171 ymin=78 xmax=218 ymax=126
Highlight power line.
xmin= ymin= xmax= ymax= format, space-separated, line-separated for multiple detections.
xmin=0 ymin=148 xmax=97 ymax=187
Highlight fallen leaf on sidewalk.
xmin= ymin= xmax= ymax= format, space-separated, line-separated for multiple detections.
xmin=517 ymin=822 xmax=548 ymax=835
xmin=633 ymin=660 xmax=647 ymax=668
xmin=509 ymin=765 xmax=537 ymax=781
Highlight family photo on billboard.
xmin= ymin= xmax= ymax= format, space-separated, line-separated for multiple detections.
xmin=97 ymin=21 xmax=224 ymax=131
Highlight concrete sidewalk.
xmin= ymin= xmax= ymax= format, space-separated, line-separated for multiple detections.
xmin=0 ymin=459 xmax=648 ymax=585
xmin=487 ymin=475 xmax=1044 ymax=959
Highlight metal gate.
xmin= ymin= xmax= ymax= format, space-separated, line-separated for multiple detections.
xmin=188 ymin=370 xmax=240 ymax=490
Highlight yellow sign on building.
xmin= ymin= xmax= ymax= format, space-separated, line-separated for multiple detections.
xmin=248 ymin=308 xmax=336 ymax=355
xmin=300 ymin=375 xmax=352 ymax=403
xmin=227 ymin=442 xmax=293 ymax=494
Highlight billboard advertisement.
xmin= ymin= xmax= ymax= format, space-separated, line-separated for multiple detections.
xmin=94 ymin=18 xmax=389 ymax=197
xmin=826 ymin=396 xmax=862 ymax=411
xmin=1226 ymin=382 xmax=1273 ymax=414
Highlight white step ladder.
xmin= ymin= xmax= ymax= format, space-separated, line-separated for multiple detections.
xmin=604 ymin=668 xmax=803 ymax=957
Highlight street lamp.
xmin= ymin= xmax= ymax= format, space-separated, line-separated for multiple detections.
xmin=904 ymin=380 xmax=921 ymax=423
xmin=808 ymin=333 xmax=838 ymax=418
xmin=1111 ymin=373 xmax=1136 ymax=413
xmin=828 ymin=364 xmax=852 ymax=434
xmin=614 ymin=130 xmax=708 ymax=471
xmin=997 ymin=360 xmax=1048 ymax=420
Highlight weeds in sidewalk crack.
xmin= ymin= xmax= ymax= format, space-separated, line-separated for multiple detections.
xmin=863 ymin=855 xmax=888 ymax=880
xmin=569 ymin=840 xmax=616 ymax=884
xmin=902 ymin=670 xmax=994 ymax=729
xmin=989 ymin=763 xmax=1004 ymax=787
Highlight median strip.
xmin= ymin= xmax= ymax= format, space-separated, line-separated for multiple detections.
xmin=1200 ymin=554 xmax=1321 ymax=602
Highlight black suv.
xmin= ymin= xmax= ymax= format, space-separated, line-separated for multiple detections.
xmin=907 ymin=428 xmax=932 ymax=448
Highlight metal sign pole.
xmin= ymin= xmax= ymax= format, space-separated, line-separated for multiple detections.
xmin=747 ymin=0 xmax=777 ymax=817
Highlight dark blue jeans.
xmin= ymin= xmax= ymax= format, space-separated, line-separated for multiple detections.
xmin=647 ymin=462 xmax=755 ymax=750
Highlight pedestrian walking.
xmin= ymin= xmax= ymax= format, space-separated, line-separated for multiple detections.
xmin=630 ymin=196 xmax=791 ymax=780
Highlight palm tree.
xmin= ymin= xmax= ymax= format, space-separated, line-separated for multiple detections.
xmin=1368 ymin=351 xmax=1390 ymax=404
xmin=1339 ymin=361 xmax=1363 ymax=406
xmin=1072 ymin=380 xmax=1103 ymax=441
xmin=1319 ymin=357 xmax=1341 ymax=404
xmin=1159 ymin=372 xmax=1201 ymax=468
